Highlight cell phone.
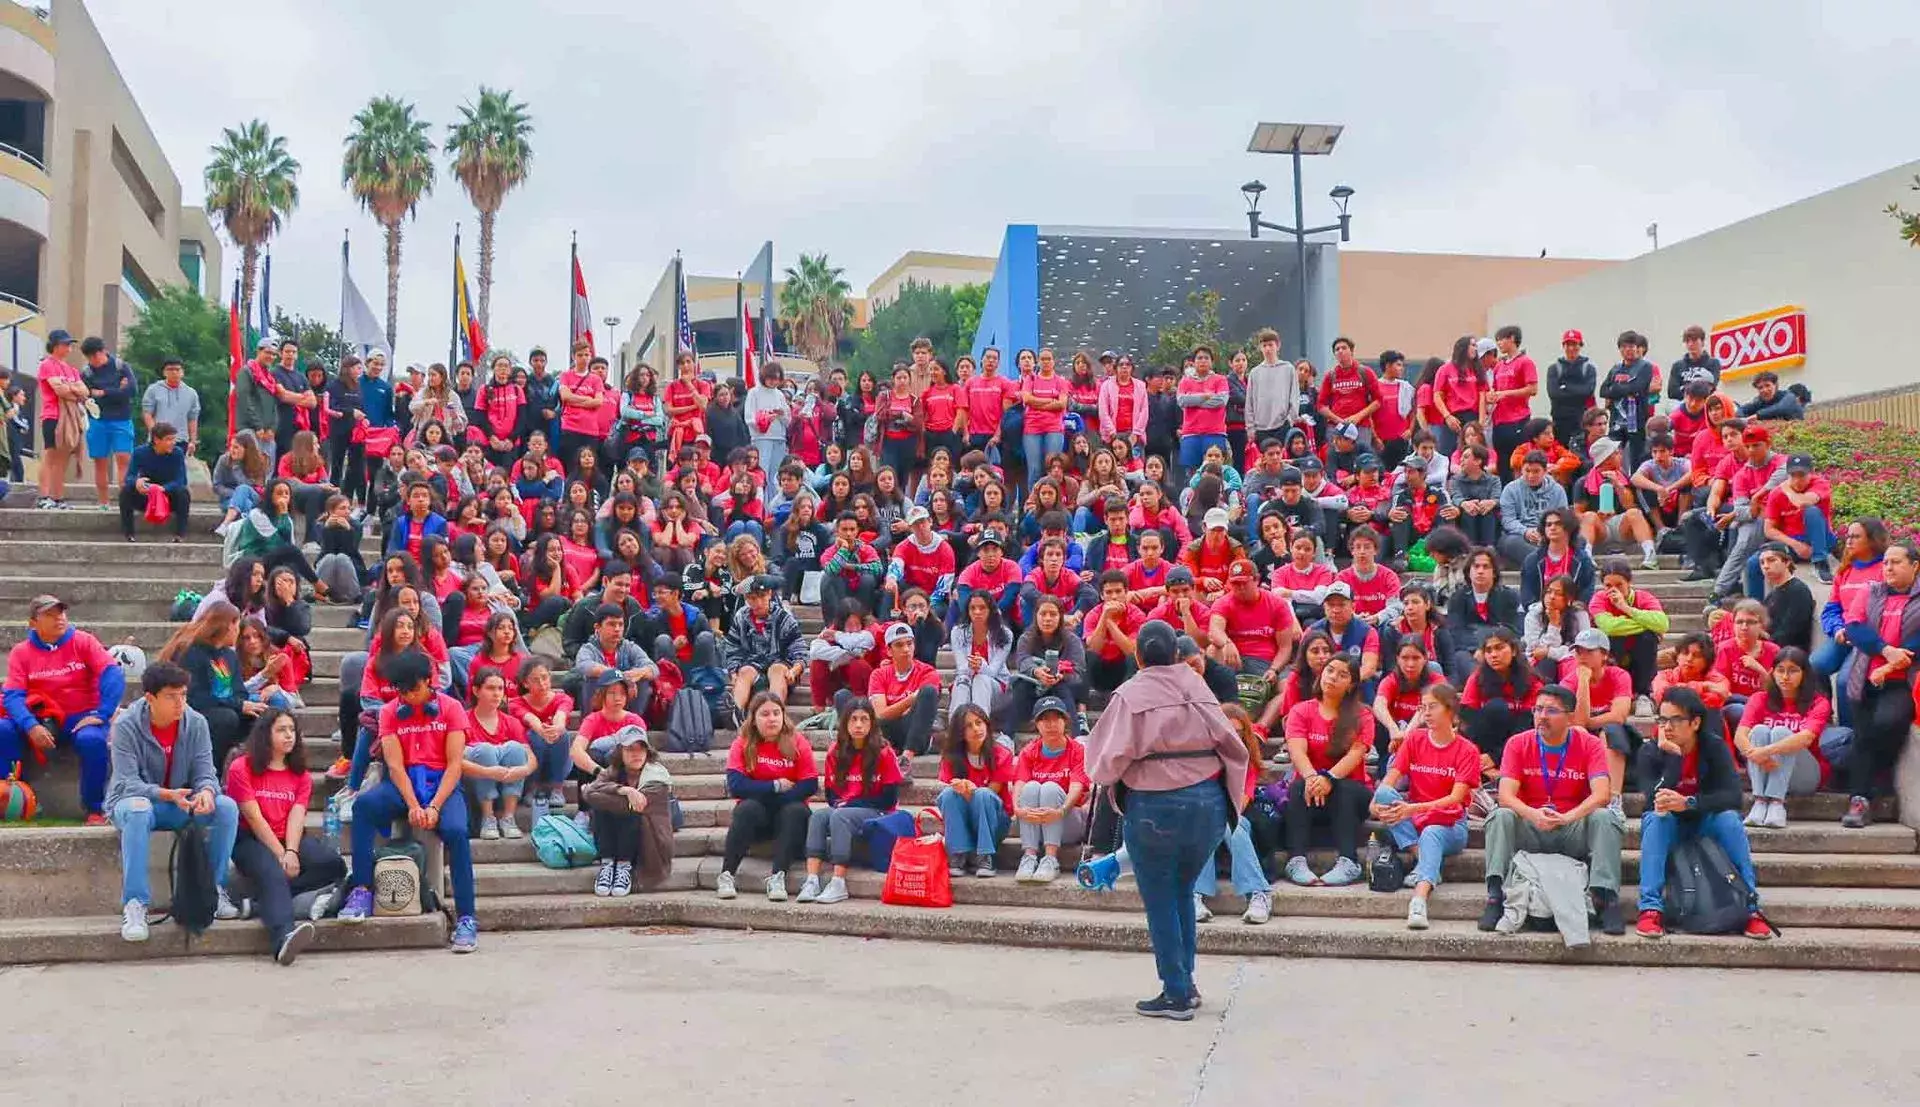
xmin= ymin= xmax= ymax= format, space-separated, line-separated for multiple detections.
xmin=1044 ymin=649 xmax=1060 ymax=672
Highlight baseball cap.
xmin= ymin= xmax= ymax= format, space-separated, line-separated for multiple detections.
xmin=405 ymin=362 xmax=426 ymax=376
xmin=1786 ymin=453 xmax=1814 ymax=474
xmin=625 ymin=447 xmax=650 ymax=463
xmin=1323 ymin=581 xmax=1353 ymax=601
xmin=1227 ymin=558 xmax=1258 ymax=583
xmin=972 ymin=531 xmax=1005 ymax=550
xmin=1573 ymin=628 xmax=1611 ymax=652
xmin=28 ymin=594 xmax=67 ymax=618
xmin=1203 ymin=507 xmax=1231 ymax=532
xmin=1166 ymin=566 xmax=1195 ymax=587
xmin=1474 ymin=337 xmax=1498 ymax=358
xmin=1357 ymin=453 xmax=1382 ymax=472
xmin=1298 ymin=457 xmax=1324 ymax=474
xmin=1279 ymin=466 xmax=1303 ymax=486
xmin=1174 ymin=634 xmax=1204 ymax=660
xmin=1588 ymin=437 xmax=1620 ymax=467
xmin=1031 ymin=696 xmax=1071 ymax=723
xmin=904 ymin=505 xmax=931 ymax=525
xmin=694 ymin=433 xmax=713 ymax=446
xmin=1741 ymin=425 xmax=1773 ymax=445
xmin=746 ymin=574 xmax=779 ymax=594
xmin=1561 ymin=329 xmax=1584 ymax=346
xmin=1399 ymin=455 xmax=1426 ymax=471
xmin=612 ymin=725 xmax=654 ymax=750
xmin=1335 ymin=423 xmax=1361 ymax=442
xmin=884 ymin=623 xmax=916 ymax=645
xmin=1099 ymin=350 xmax=1118 ymax=362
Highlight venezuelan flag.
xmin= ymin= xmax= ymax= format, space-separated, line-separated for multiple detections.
xmin=455 ymin=253 xmax=487 ymax=363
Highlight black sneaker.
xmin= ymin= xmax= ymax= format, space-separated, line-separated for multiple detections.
xmin=1680 ymin=568 xmax=1714 ymax=582
xmin=1477 ymin=892 xmax=1504 ymax=932
xmin=1841 ymin=795 xmax=1871 ymax=829
xmin=1815 ymin=559 xmax=1834 ymax=584
xmin=1135 ymin=993 xmax=1196 ymax=1021
xmin=1597 ymin=897 xmax=1626 ymax=936
xmin=275 ymin=921 xmax=316 ymax=966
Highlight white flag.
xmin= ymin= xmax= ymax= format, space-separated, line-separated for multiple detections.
xmin=341 ymin=269 xmax=386 ymax=354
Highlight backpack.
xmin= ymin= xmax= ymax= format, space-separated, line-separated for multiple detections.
xmin=168 ymin=590 xmax=203 ymax=623
xmin=1367 ymin=829 xmax=1407 ymax=894
xmin=646 ymin=659 xmax=685 ymax=729
xmin=372 ymin=839 xmax=438 ymax=915
xmin=1664 ymin=833 xmax=1762 ymax=935
xmin=531 ymin=813 xmax=598 ymax=868
xmin=684 ymin=663 xmax=733 ymax=727
xmin=663 ymin=686 xmax=715 ymax=753
xmin=165 ymin=821 xmax=220 ymax=936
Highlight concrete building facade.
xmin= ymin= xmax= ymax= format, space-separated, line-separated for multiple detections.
xmin=0 ymin=0 xmax=222 ymax=371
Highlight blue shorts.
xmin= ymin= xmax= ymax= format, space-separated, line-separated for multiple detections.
xmin=85 ymin=418 xmax=134 ymax=457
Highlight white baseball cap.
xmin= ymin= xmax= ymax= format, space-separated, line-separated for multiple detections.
xmin=1203 ymin=507 xmax=1231 ymax=532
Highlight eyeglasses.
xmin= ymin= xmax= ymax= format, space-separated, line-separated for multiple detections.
xmin=1531 ymin=705 xmax=1566 ymax=717
xmin=1655 ymin=715 xmax=1689 ymax=729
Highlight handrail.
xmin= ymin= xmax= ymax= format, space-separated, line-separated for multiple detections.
xmin=0 ymin=289 xmax=39 ymax=313
xmin=0 ymin=141 xmax=46 ymax=173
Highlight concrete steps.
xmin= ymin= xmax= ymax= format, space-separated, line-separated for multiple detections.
xmin=0 ymin=912 xmax=446 ymax=965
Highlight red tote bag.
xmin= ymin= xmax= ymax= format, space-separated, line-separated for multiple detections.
xmin=144 ymin=485 xmax=172 ymax=525
xmin=879 ymin=810 xmax=952 ymax=908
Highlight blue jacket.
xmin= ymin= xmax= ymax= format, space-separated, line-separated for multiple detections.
xmin=123 ymin=443 xmax=188 ymax=492
xmin=2 ymin=628 xmax=125 ymax=732
xmin=360 ymin=374 xmax=395 ymax=427
xmin=1822 ymin=556 xmax=1883 ymax=639
xmin=385 ymin=511 xmax=449 ymax=558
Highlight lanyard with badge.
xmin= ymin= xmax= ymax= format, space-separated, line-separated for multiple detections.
xmin=1536 ymin=735 xmax=1568 ymax=814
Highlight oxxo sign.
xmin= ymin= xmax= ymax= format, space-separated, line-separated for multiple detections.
xmin=1711 ymin=305 xmax=1808 ymax=380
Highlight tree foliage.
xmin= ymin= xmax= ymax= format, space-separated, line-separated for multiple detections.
xmin=270 ymin=310 xmax=347 ymax=368
xmin=1887 ymin=174 xmax=1920 ymax=247
xmin=343 ymin=96 xmax=436 ymax=348
xmin=948 ymin=282 xmax=986 ymax=356
xmin=847 ymin=280 xmax=954 ymax=384
xmin=121 ymin=284 xmax=231 ymax=457
xmin=446 ymin=87 xmax=533 ymax=330
xmin=203 ymin=120 xmax=299 ymax=330
xmin=1148 ymin=288 xmax=1252 ymax=370
xmin=778 ymin=252 xmax=854 ymax=369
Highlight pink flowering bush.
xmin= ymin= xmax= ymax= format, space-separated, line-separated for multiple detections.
xmin=1773 ymin=420 xmax=1920 ymax=541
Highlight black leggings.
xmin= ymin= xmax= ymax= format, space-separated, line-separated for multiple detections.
xmin=201 ymin=703 xmax=247 ymax=772
xmin=1611 ymin=631 xmax=1659 ymax=698
xmin=328 ymin=434 xmax=367 ymax=503
xmin=1284 ymin=774 xmax=1370 ymax=862
xmin=722 ymin=797 xmax=810 ymax=875
xmin=119 ymin=484 xmax=189 ymax=538
xmin=591 ymin=808 xmax=644 ymax=864
xmin=259 ymin=544 xmax=319 ymax=585
xmin=1464 ymin=701 xmax=1529 ymax=762
xmin=230 ymin=835 xmax=346 ymax=948
xmin=1851 ymin=680 xmax=1914 ymax=799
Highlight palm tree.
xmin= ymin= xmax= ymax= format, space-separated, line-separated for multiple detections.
xmin=204 ymin=120 xmax=300 ymax=328
xmin=778 ymin=253 xmax=854 ymax=368
xmin=446 ymin=88 xmax=533 ymax=332
xmin=342 ymin=96 xmax=436 ymax=349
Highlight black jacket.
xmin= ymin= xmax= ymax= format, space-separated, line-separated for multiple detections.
xmin=1145 ymin=392 xmax=1181 ymax=455
xmin=1600 ymin=359 xmax=1656 ymax=436
xmin=1764 ymin=576 xmax=1815 ymax=654
xmin=1665 ymin=354 xmax=1722 ymax=402
xmin=1640 ymin=727 xmax=1742 ymax=817
xmin=1444 ymin=586 xmax=1524 ymax=650
xmin=706 ymin=400 xmax=750 ymax=460
xmin=1546 ymin=357 xmax=1596 ymax=421
xmin=181 ymin=643 xmax=246 ymax=716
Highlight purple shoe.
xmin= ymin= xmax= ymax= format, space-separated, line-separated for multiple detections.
xmin=338 ymin=887 xmax=374 ymax=923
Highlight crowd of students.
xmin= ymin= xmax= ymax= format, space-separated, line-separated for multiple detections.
xmin=11 ymin=317 xmax=1903 ymax=962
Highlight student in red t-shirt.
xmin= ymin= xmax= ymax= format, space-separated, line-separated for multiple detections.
xmin=1370 ymin=684 xmax=1481 ymax=929
xmin=795 ymin=698 xmax=904 ymax=904
xmin=936 ymin=704 xmax=1015 ymax=877
xmin=1373 ymin=638 xmax=1443 ymax=756
xmin=1176 ymin=345 xmax=1231 ymax=478
xmin=1477 ymin=684 xmax=1626 ymax=936
xmin=1734 ymin=647 xmax=1840 ymax=829
xmin=1460 ymin=627 xmax=1539 ymax=777
xmin=511 ymin=656 xmax=577 ymax=817
xmin=1011 ymin=696 xmax=1089 ymax=883
xmin=1280 ymin=653 xmax=1372 ymax=888
xmin=337 ymin=651 xmax=480 ymax=952
xmin=574 ymin=673 xmax=646 ymax=773
xmin=226 ymin=707 xmax=345 ymax=964
xmin=1207 ymin=558 xmax=1300 ymax=681
xmin=717 ymin=693 xmax=819 ymax=901
xmin=1082 ymin=571 xmax=1146 ymax=696
xmin=461 ymin=670 xmax=534 ymax=841
xmin=1567 ymin=628 xmax=1637 ymax=811
xmin=846 ymin=623 xmax=942 ymax=759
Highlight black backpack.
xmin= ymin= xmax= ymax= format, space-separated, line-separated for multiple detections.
xmin=1367 ymin=829 xmax=1407 ymax=894
xmin=164 ymin=821 xmax=220 ymax=937
xmin=663 ymin=687 xmax=715 ymax=753
xmin=1665 ymin=834 xmax=1768 ymax=935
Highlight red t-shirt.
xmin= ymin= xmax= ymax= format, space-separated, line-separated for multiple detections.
xmin=1557 ymin=660 xmax=1633 ymax=713
xmin=882 ymin=391 xmax=918 ymax=441
xmin=1336 ymin=564 xmax=1402 ymax=619
xmin=961 ymin=375 xmax=1013 ymax=431
xmin=1500 ymin=727 xmax=1609 ymax=811
xmin=868 ymin=660 xmax=941 ymax=704
xmin=578 ymin=709 xmax=646 ymax=744
xmin=377 ymin=693 xmax=470 ymax=771
xmin=225 ymin=758 xmax=312 ymax=841
xmin=1081 ymin=603 xmax=1147 ymax=662
xmin=559 ymin=369 xmax=613 ymax=435
xmin=1741 ymin=694 xmax=1835 ymax=778
xmin=920 ymin=383 xmax=961 ymax=433
xmin=1273 ymin=560 xmax=1336 ymax=595
xmin=725 ymin=735 xmax=819 ymax=786
xmin=825 ymin=742 xmax=904 ymax=805
xmin=1212 ymin=590 xmax=1297 ymax=664
xmin=1373 ymin=377 xmax=1413 ymax=441
xmin=1283 ymin=700 xmax=1373 ymax=785
xmin=893 ymin=539 xmax=956 ymax=595
xmin=4 ymin=629 xmax=113 ymax=717
xmin=956 ymin=557 xmax=1022 ymax=600
xmin=1433 ymin=363 xmax=1482 ymax=416
xmin=665 ymin=378 xmax=712 ymax=429
xmin=152 ymin=718 xmax=179 ymax=780
xmin=1714 ymin=640 xmax=1781 ymax=701
xmin=1389 ymin=728 xmax=1482 ymax=829
xmin=1489 ymin=354 xmax=1537 ymax=425
xmin=1123 ymin=559 xmax=1171 ymax=602
xmin=1145 ymin=595 xmax=1212 ymax=633
xmin=1113 ymin=389 xmax=1137 ymax=435
xmin=1376 ymin=671 xmax=1428 ymax=726
xmin=1729 ymin=454 xmax=1786 ymax=503
xmin=467 ymin=708 xmax=528 ymax=747
xmin=1764 ymin=480 xmax=1832 ymax=540
xmin=939 ymin=743 xmax=1016 ymax=815
xmin=510 ymin=690 xmax=574 ymax=734
xmin=1177 ymin=372 xmax=1229 ymax=436
xmin=1022 ymin=374 xmax=1069 ymax=435
xmin=1317 ymin=365 xmax=1380 ymax=423
xmin=1011 ymin=738 xmax=1090 ymax=802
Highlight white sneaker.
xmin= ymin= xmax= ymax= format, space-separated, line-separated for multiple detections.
xmin=214 ymin=887 xmax=243 ymax=921
xmin=816 ymin=876 xmax=849 ymax=904
xmin=1763 ymin=800 xmax=1789 ymax=830
xmin=35 ymin=496 xmax=55 ymax=511
xmin=766 ymin=872 xmax=788 ymax=902
xmin=1034 ymin=855 xmax=1060 ymax=883
xmin=715 ymin=871 xmax=737 ymax=899
xmin=1194 ymin=895 xmax=1213 ymax=923
xmin=795 ymin=874 xmax=822 ymax=903
xmin=1641 ymin=550 xmax=1660 ymax=571
xmin=121 ymin=900 xmax=149 ymax=942
xmin=1243 ymin=890 xmax=1273 ymax=925
xmin=1015 ymin=853 xmax=1040 ymax=883
xmin=1407 ymin=896 xmax=1430 ymax=930
xmin=1745 ymin=801 xmax=1768 ymax=827
xmin=1607 ymin=794 xmax=1626 ymax=822
xmin=501 ymin=817 xmax=524 ymax=840
xmin=479 ymin=816 xmax=501 ymax=841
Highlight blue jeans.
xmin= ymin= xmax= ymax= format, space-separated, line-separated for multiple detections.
xmin=348 ymin=777 xmax=476 ymax=918
xmin=110 ymin=793 xmax=239 ymax=905
xmin=1122 ymin=779 xmax=1229 ymax=1003
xmin=526 ymin=728 xmax=576 ymax=788
xmin=0 ymin=712 xmax=111 ymax=813
xmin=1193 ymin=817 xmax=1268 ymax=898
xmin=465 ymin=742 xmax=531 ymax=801
xmin=1744 ymin=506 xmax=1833 ymax=598
xmin=723 ymin=520 xmax=767 ymax=545
xmin=1070 ymin=506 xmax=1101 ymax=535
xmin=346 ymin=694 xmax=383 ymax=791
xmin=1372 ymin=783 xmax=1470 ymax=888
xmin=1022 ymin=431 xmax=1065 ymax=489
xmin=936 ymin=785 xmax=1010 ymax=859
xmin=1636 ymin=809 xmax=1759 ymax=914
xmin=1178 ymin=433 xmax=1229 ymax=486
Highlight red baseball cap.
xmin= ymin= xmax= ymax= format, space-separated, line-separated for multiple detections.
xmin=1227 ymin=558 xmax=1258 ymax=583
xmin=1742 ymin=425 xmax=1773 ymax=445
xmin=1561 ymin=329 xmax=1584 ymax=346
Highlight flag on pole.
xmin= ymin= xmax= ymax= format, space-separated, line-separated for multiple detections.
xmin=341 ymin=250 xmax=387 ymax=355
xmin=226 ymin=278 xmax=243 ymax=446
xmin=257 ymin=252 xmax=272 ymax=340
xmin=744 ymin=240 xmax=775 ymax=355
xmin=675 ymin=255 xmax=694 ymax=356
xmin=570 ymin=237 xmax=594 ymax=357
xmin=740 ymin=298 xmax=758 ymax=389
xmin=454 ymin=252 xmax=486 ymax=362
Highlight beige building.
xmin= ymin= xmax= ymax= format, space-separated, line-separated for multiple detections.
xmin=864 ymin=250 xmax=995 ymax=314
xmin=1340 ymin=250 xmax=1614 ymax=362
xmin=0 ymin=0 xmax=222 ymax=371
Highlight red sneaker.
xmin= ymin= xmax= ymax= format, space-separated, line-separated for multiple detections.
xmin=1744 ymin=912 xmax=1774 ymax=941
xmin=83 ymin=812 xmax=109 ymax=827
xmin=1635 ymin=909 xmax=1665 ymax=939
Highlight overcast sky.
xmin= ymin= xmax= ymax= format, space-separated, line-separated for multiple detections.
xmin=87 ymin=0 xmax=1917 ymax=363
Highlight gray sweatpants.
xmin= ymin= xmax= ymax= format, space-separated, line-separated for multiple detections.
xmin=1715 ymin=517 xmax=1763 ymax=594
xmin=1015 ymin=781 xmax=1089 ymax=850
xmin=806 ymin=804 xmax=887 ymax=865
xmin=1482 ymin=807 xmax=1624 ymax=892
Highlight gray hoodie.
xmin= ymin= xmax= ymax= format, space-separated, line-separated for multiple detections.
xmin=105 ymin=698 xmax=218 ymax=812
xmin=1499 ymin=476 xmax=1568 ymax=538
xmin=1244 ymin=359 xmax=1300 ymax=434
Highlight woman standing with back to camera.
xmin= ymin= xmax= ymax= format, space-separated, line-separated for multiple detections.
xmin=1086 ymin=620 xmax=1248 ymax=1021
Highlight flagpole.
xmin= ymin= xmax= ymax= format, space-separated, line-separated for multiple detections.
xmin=734 ymin=273 xmax=744 ymax=384
xmin=449 ymin=223 xmax=461 ymax=370
xmin=570 ymin=230 xmax=578 ymax=352
xmin=339 ymin=229 xmax=349 ymax=361
xmin=259 ymin=250 xmax=272 ymax=339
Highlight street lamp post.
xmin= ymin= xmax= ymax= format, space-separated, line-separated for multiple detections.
xmin=1242 ymin=122 xmax=1355 ymax=363
xmin=603 ymin=315 xmax=622 ymax=376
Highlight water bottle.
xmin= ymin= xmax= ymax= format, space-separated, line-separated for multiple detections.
xmin=1598 ymin=481 xmax=1616 ymax=515
xmin=322 ymin=791 xmax=344 ymax=849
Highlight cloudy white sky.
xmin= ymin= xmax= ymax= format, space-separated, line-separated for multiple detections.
xmin=85 ymin=0 xmax=1918 ymax=362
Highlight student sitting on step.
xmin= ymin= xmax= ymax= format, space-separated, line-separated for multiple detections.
xmin=840 ymin=623 xmax=942 ymax=763
xmin=1633 ymin=687 xmax=1772 ymax=940
xmin=1733 ymin=647 xmax=1849 ymax=830
xmin=225 ymin=707 xmax=345 ymax=965
xmin=1371 ymin=684 xmax=1480 ymax=930
xmin=462 ymin=671 xmax=534 ymax=841
xmin=336 ymin=650 xmax=480 ymax=954
xmin=1011 ymin=696 xmax=1090 ymax=884
xmin=2 ymin=593 xmax=125 ymax=824
xmin=936 ymin=704 xmax=1014 ymax=879
xmin=795 ymin=697 xmax=904 ymax=905
xmin=581 ymin=726 xmax=676 ymax=898
xmin=721 ymin=575 xmax=806 ymax=719
xmin=573 ymin=672 xmax=647 ymax=771
xmin=509 ymin=656 xmax=576 ymax=818
xmin=718 ymin=693 xmax=818 ymax=901
xmin=107 ymin=660 xmax=243 ymax=943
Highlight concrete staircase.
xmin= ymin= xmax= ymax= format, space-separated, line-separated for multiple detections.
xmin=4 ymin=503 xmax=1918 ymax=971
